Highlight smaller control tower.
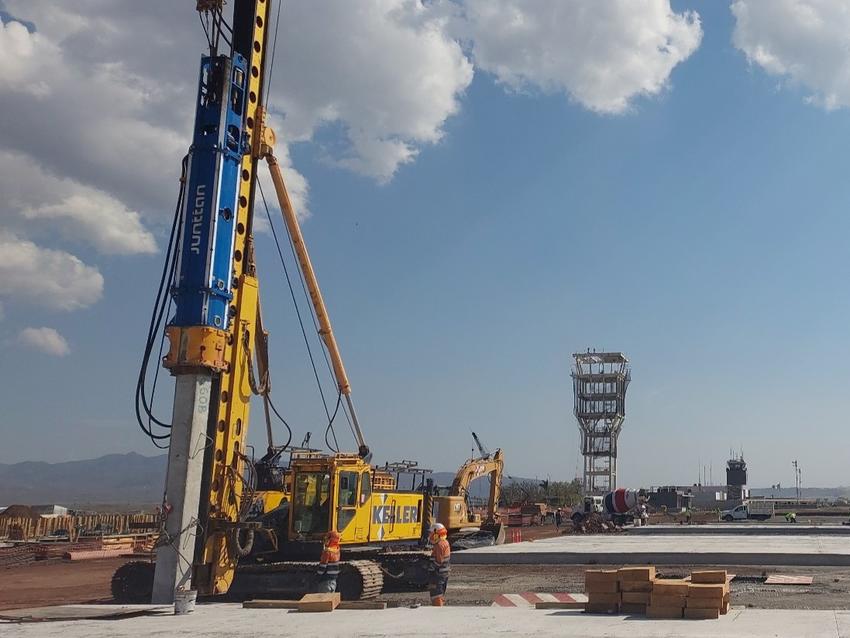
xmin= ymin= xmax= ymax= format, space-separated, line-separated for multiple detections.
xmin=572 ymin=351 xmax=630 ymax=495
xmin=726 ymin=454 xmax=748 ymax=501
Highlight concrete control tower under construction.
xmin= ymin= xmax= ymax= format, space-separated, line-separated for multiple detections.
xmin=572 ymin=351 xmax=630 ymax=495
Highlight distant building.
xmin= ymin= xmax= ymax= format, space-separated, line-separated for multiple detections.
xmin=651 ymin=484 xmax=750 ymax=512
xmin=647 ymin=487 xmax=693 ymax=512
xmin=30 ymin=505 xmax=69 ymax=517
xmin=681 ymin=485 xmax=740 ymax=509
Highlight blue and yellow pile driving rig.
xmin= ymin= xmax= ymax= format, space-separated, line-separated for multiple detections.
xmin=115 ymin=0 xmax=503 ymax=605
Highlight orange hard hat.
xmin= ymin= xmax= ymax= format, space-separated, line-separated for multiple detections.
xmin=326 ymin=530 xmax=341 ymax=542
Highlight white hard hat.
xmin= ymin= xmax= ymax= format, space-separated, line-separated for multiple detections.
xmin=429 ymin=523 xmax=446 ymax=532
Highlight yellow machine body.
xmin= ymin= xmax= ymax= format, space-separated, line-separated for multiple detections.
xmin=433 ymin=449 xmax=504 ymax=536
xmin=434 ymin=495 xmax=482 ymax=531
xmin=287 ymin=454 xmax=424 ymax=546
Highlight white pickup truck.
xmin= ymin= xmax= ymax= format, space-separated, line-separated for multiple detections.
xmin=721 ymin=501 xmax=774 ymax=521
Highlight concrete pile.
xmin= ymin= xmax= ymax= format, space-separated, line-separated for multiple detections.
xmin=584 ymin=567 xmax=731 ymax=620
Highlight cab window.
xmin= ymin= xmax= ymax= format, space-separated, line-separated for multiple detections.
xmin=291 ymin=472 xmax=330 ymax=535
xmin=361 ymin=471 xmax=372 ymax=504
xmin=336 ymin=471 xmax=359 ymax=532
xmin=338 ymin=471 xmax=358 ymax=507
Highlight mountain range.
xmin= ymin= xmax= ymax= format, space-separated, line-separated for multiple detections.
xmin=0 ymin=453 xmax=167 ymax=506
xmin=4 ymin=453 xmax=846 ymax=507
xmin=0 ymin=453 xmax=496 ymax=506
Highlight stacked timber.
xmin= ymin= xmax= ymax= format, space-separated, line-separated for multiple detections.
xmin=243 ymin=594 xmax=356 ymax=613
xmin=583 ymin=567 xmax=731 ymax=620
xmin=685 ymin=570 xmax=731 ymax=619
xmin=618 ymin=566 xmax=655 ymax=615
xmin=647 ymin=578 xmax=689 ymax=619
xmin=584 ymin=570 xmax=620 ymax=613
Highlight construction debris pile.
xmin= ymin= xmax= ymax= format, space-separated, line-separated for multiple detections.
xmin=585 ymin=567 xmax=731 ymax=619
xmin=571 ymin=512 xmax=624 ymax=534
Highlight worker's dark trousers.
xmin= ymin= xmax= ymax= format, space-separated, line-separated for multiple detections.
xmin=429 ymin=574 xmax=448 ymax=602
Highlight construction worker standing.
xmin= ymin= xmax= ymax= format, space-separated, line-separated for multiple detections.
xmin=316 ymin=530 xmax=341 ymax=593
xmin=428 ymin=523 xmax=451 ymax=606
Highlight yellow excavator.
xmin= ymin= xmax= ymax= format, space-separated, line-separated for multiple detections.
xmin=433 ymin=433 xmax=505 ymax=547
xmin=114 ymin=0 xmax=498 ymax=603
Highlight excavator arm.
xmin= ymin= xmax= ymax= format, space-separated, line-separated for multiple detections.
xmin=450 ymin=449 xmax=504 ymax=524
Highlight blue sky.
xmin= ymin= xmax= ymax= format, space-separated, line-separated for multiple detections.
xmin=1 ymin=1 xmax=849 ymax=489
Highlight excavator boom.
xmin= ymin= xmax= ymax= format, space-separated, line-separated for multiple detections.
xmin=263 ymin=149 xmax=369 ymax=460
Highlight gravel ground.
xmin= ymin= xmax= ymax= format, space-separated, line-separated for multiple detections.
xmin=382 ymin=564 xmax=850 ymax=609
xmin=3 ymin=557 xmax=850 ymax=611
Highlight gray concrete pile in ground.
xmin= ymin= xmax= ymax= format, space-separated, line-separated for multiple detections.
xmin=3 ymin=605 xmax=850 ymax=637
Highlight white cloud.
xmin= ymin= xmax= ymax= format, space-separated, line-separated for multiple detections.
xmin=0 ymin=231 xmax=104 ymax=311
xmin=271 ymin=0 xmax=474 ymax=181
xmin=455 ymin=0 xmax=702 ymax=114
xmin=0 ymin=150 xmax=156 ymax=255
xmin=0 ymin=6 xmax=190 ymax=218
xmin=0 ymin=0 xmax=704 ymax=272
xmin=0 ymin=19 xmax=53 ymax=97
xmin=732 ymin=0 xmax=850 ymax=110
xmin=22 ymin=193 xmax=156 ymax=255
xmin=2 ymin=0 xmax=471 ymax=214
xmin=18 ymin=327 xmax=71 ymax=357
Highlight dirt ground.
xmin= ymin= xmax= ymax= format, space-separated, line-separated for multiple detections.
xmin=3 ymin=558 xmax=850 ymax=611
xmin=0 ymin=558 xmax=124 ymax=611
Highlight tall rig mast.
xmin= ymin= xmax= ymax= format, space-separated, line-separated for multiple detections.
xmin=572 ymin=351 xmax=630 ymax=495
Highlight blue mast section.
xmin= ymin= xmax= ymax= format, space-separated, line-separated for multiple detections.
xmin=172 ymin=53 xmax=249 ymax=330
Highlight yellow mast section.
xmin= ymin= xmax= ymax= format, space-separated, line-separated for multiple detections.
xmin=194 ymin=0 xmax=271 ymax=596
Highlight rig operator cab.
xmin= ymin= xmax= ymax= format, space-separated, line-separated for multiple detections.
xmin=288 ymin=454 xmax=424 ymax=546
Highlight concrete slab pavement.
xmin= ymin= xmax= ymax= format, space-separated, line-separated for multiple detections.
xmin=3 ymin=605 xmax=850 ymax=638
xmin=453 ymin=533 xmax=850 ymax=566
xmin=631 ymin=525 xmax=850 ymax=536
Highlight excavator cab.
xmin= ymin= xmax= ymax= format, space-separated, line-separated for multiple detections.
xmin=287 ymin=454 xmax=420 ymax=547
xmin=291 ymin=471 xmax=331 ymax=536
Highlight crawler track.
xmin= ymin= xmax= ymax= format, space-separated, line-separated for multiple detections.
xmin=231 ymin=559 xmax=384 ymax=600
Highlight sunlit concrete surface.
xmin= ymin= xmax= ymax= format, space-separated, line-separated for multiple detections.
xmin=631 ymin=524 xmax=850 ymax=536
xmin=3 ymin=605 xmax=850 ymax=638
xmin=454 ymin=533 xmax=850 ymax=565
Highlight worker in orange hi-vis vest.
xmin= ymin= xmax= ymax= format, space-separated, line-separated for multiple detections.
xmin=316 ymin=530 xmax=341 ymax=593
xmin=428 ymin=523 xmax=451 ymax=606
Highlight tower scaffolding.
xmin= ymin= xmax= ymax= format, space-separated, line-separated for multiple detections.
xmin=572 ymin=351 xmax=630 ymax=495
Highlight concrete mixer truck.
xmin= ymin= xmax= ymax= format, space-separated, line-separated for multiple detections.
xmin=571 ymin=488 xmax=646 ymax=527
